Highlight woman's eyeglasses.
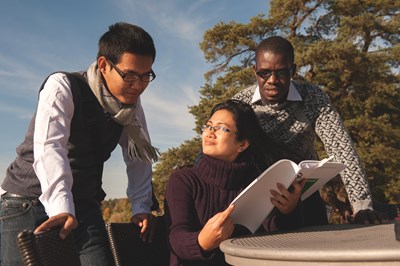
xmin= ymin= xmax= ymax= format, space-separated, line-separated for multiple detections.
xmin=201 ymin=125 xmax=238 ymax=134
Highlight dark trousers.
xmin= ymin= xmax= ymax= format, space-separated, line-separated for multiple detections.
xmin=0 ymin=195 xmax=113 ymax=266
xmin=302 ymin=192 xmax=329 ymax=227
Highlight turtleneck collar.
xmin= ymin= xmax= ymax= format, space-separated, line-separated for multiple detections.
xmin=195 ymin=155 xmax=257 ymax=190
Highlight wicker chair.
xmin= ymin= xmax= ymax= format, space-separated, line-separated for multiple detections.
xmin=105 ymin=216 xmax=169 ymax=266
xmin=17 ymin=227 xmax=81 ymax=266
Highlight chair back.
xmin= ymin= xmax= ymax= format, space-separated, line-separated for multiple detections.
xmin=105 ymin=215 xmax=169 ymax=266
xmin=17 ymin=228 xmax=81 ymax=266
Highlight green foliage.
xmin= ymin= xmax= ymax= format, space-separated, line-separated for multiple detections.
xmin=151 ymin=0 xmax=400 ymax=213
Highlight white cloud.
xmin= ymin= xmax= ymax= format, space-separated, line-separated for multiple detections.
xmin=141 ymin=82 xmax=199 ymax=151
xmin=115 ymin=0 xmax=211 ymax=43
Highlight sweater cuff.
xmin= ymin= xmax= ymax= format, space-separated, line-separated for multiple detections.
xmin=352 ymin=199 xmax=373 ymax=214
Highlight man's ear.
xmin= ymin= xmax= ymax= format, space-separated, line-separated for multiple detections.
xmin=97 ymin=56 xmax=108 ymax=74
xmin=291 ymin=64 xmax=297 ymax=77
xmin=253 ymin=64 xmax=257 ymax=74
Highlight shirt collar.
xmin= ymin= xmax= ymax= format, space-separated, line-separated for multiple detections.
xmin=251 ymin=81 xmax=302 ymax=104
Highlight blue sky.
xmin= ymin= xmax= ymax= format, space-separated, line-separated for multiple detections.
xmin=0 ymin=0 xmax=269 ymax=199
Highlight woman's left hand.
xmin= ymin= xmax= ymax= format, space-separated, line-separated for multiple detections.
xmin=270 ymin=178 xmax=306 ymax=214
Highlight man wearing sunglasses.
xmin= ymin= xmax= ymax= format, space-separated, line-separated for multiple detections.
xmin=233 ymin=36 xmax=386 ymax=227
xmin=0 ymin=22 xmax=158 ymax=265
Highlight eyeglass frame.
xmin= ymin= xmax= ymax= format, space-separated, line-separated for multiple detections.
xmin=201 ymin=124 xmax=238 ymax=135
xmin=255 ymin=67 xmax=292 ymax=80
xmin=108 ymin=59 xmax=156 ymax=83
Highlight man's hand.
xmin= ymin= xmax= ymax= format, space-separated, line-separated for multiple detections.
xmin=270 ymin=179 xmax=306 ymax=214
xmin=131 ymin=213 xmax=152 ymax=242
xmin=347 ymin=209 xmax=388 ymax=224
xmin=34 ymin=212 xmax=78 ymax=240
xmin=198 ymin=205 xmax=235 ymax=251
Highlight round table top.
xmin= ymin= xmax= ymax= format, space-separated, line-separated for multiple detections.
xmin=220 ymin=222 xmax=400 ymax=265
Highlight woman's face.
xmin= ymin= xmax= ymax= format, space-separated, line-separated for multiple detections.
xmin=202 ymin=109 xmax=247 ymax=162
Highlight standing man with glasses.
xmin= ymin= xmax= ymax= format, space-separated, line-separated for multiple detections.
xmin=0 ymin=22 xmax=159 ymax=265
xmin=233 ymin=36 xmax=386 ymax=226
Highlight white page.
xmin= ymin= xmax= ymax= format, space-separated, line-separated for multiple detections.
xmin=300 ymin=162 xmax=346 ymax=200
xmin=229 ymin=157 xmax=345 ymax=233
xmin=229 ymin=159 xmax=299 ymax=233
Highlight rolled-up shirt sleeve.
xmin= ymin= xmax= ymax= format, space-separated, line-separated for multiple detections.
xmin=33 ymin=73 xmax=75 ymax=217
xmin=120 ymin=99 xmax=153 ymax=216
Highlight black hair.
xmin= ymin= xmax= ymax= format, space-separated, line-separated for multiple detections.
xmin=97 ymin=22 xmax=156 ymax=63
xmin=256 ymin=36 xmax=294 ymax=65
xmin=210 ymin=99 xmax=275 ymax=170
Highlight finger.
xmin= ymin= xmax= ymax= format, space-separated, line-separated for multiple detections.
xmin=270 ymin=196 xmax=283 ymax=208
xmin=59 ymin=226 xmax=72 ymax=240
xmin=354 ymin=210 xmax=372 ymax=224
xmin=131 ymin=216 xmax=143 ymax=227
xmin=366 ymin=210 xmax=387 ymax=224
xmin=291 ymin=179 xmax=305 ymax=192
xmin=276 ymin=183 xmax=294 ymax=199
xmin=299 ymin=178 xmax=307 ymax=187
xmin=270 ymin=189 xmax=288 ymax=205
xmin=376 ymin=211 xmax=389 ymax=223
xmin=59 ymin=216 xmax=78 ymax=240
xmin=276 ymin=183 xmax=288 ymax=194
xmin=221 ymin=205 xmax=235 ymax=221
xmin=364 ymin=211 xmax=380 ymax=225
xmin=34 ymin=221 xmax=50 ymax=233
xmin=211 ymin=205 xmax=235 ymax=228
xmin=140 ymin=218 xmax=149 ymax=235
xmin=141 ymin=228 xmax=150 ymax=243
xmin=34 ymin=218 xmax=63 ymax=233
xmin=138 ymin=220 xmax=152 ymax=243
xmin=270 ymin=195 xmax=286 ymax=207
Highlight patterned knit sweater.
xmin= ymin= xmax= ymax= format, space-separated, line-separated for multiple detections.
xmin=233 ymin=81 xmax=372 ymax=213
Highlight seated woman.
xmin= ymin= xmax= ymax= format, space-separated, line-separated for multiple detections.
xmin=164 ymin=99 xmax=305 ymax=266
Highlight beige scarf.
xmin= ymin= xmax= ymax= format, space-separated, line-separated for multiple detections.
xmin=86 ymin=62 xmax=159 ymax=163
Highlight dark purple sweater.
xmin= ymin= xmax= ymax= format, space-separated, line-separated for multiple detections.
xmin=165 ymin=155 xmax=257 ymax=266
xmin=165 ymin=155 xmax=304 ymax=266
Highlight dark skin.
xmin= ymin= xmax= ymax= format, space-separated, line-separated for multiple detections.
xmin=254 ymin=51 xmax=387 ymax=225
xmin=348 ymin=209 xmax=388 ymax=224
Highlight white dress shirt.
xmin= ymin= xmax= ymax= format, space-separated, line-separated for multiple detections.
xmin=31 ymin=72 xmax=152 ymax=217
xmin=251 ymin=81 xmax=303 ymax=104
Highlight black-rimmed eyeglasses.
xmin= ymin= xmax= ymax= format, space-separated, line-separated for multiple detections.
xmin=256 ymin=68 xmax=291 ymax=80
xmin=108 ymin=60 xmax=156 ymax=83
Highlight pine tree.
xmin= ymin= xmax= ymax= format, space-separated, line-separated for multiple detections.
xmin=152 ymin=0 xmax=400 ymax=213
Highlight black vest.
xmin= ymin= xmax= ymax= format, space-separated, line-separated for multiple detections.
xmin=2 ymin=72 xmax=123 ymax=201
